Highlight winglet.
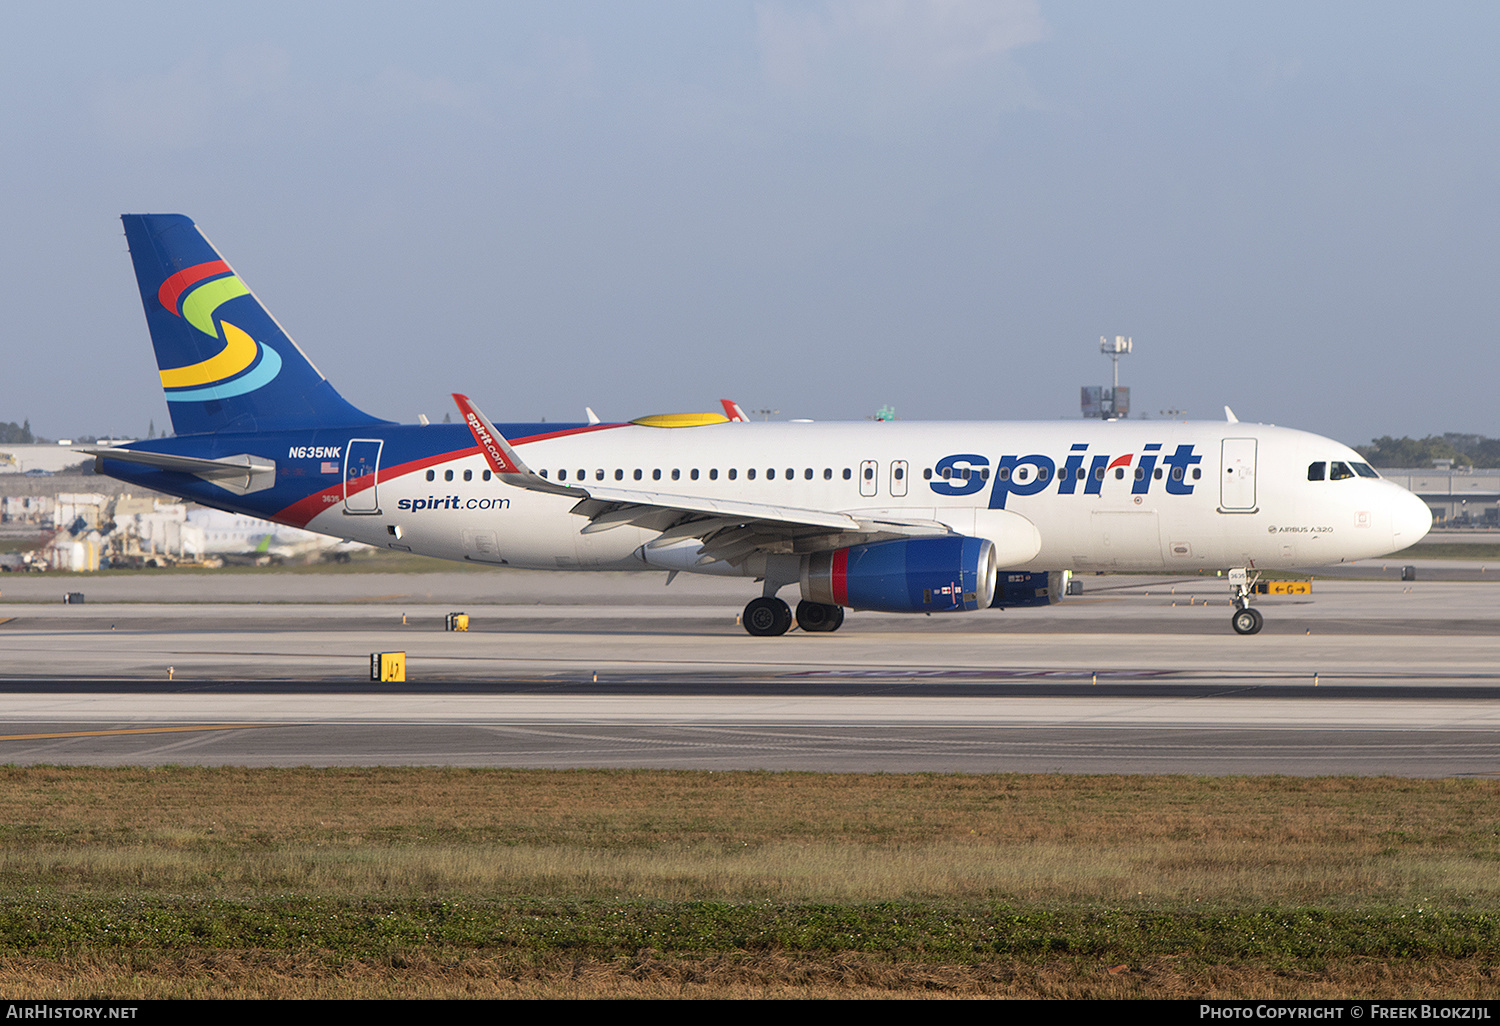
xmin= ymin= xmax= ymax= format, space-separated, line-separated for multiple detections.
xmin=1224 ymin=406 xmax=1239 ymax=424
xmin=720 ymin=399 xmax=748 ymax=422
xmin=452 ymin=393 xmax=585 ymax=498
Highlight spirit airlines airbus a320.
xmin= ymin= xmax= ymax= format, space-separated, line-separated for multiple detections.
xmin=91 ymin=214 xmax=1432 ymax=637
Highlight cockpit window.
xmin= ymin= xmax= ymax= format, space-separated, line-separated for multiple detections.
xmin=1329 ymin=461 xmax=1354 ymax=481
xmin=1307 ymin=462 xmax=1326 ymax=481
xmin=1352 ymin=462 xmax=1379 ymax=478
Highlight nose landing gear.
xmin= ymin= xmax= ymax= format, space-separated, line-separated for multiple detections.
xmin=1228 ymin=567 xmax=1263 ymax=635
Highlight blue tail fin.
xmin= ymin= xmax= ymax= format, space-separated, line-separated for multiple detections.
xmin=121 ymin=214 xmax=388 ymax=436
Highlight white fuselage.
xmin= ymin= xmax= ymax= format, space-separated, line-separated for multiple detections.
xmin=303 ymin=420 xmax=1431 ymax=577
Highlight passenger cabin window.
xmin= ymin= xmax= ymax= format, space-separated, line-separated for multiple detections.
xmin=1308 ymin=462 xmax=1326 ymax=481
xmin=463 ymin=469 xmax=472 ymax=481
xmin=633 ymin=469 xmax=642 ymax=481
xmin=653 ymin=469 xmax=662 ymax=481
xmin=444 ymin=469 xmax=454 ymax=482
xmin=483 ymin=470 xmax=492 ymax=481
xmin=747 ymin=469 xmax=756 ymax=480
xmin=615 ymin=469 xmax=624 ymax=481
xmin=426 ymin=470 xmax=435 ymax=482
xmin=1330 ymin=461 xmax=1354 ymax=481
xmin=843 ymin=468 xmax=852 ymax=480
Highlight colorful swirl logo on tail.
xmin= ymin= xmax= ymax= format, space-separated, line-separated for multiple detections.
xmin=155 ymin=260 xmax=282 ymax=401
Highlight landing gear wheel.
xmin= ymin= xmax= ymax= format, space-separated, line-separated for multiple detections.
xmin=1231 ymin=607 xmax=1264 ymax=635
xmin=796 ymin=600 xmax=845 ymax=633
xmin=743 ymin=597 xmax=793 ymax=637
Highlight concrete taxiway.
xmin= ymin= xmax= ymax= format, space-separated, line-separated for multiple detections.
xmin=1 ymin=561 xmax=1497 ymax=775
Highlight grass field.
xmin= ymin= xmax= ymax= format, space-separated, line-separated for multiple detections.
xmin=1 ymin=767 xmax=1497 ymax=998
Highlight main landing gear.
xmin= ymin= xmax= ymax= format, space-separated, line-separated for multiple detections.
xmin=741 ymin=597 xmax=845 ymax=636
xmin=796 ymin=600 xmax=844 ymax=633
xmin=1228 ymin=567 xmax=1263 ymax=635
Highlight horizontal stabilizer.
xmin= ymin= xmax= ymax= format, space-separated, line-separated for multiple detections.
xmin=83 ymin=447 xmax=276 ymax=495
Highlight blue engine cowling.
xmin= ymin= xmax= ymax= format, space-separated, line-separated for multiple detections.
xmin=800 ymin=536 xmax=998 ymax=613
xmin=989 ymin=570 xmax=1069 ymax=608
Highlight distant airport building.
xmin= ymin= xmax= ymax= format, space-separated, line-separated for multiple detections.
xmin=0 ymin=441 xmax=132 ymax=476
xmin=1381 ymin=467 xmax=1500 ymax=528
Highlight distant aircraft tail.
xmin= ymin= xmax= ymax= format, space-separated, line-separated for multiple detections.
xmin=121 ymin=214 xmax=387 ymax=436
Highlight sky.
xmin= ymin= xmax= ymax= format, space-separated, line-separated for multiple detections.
xmin=1 ymin=1 xmax=1496 ymax=444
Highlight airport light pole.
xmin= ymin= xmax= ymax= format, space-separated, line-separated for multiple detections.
xmin=1101 ymin=335 xmax=1131 ymax=400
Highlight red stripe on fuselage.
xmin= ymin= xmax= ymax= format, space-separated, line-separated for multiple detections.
xmin=512 ymin=422 xmax=628 ymax=444
xmin=268 ymin=423 xmax=629 ymax=528
xmin=157 ymin=260 xmax=231 ymax=314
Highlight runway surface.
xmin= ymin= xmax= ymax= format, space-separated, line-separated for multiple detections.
xmin=1 ymin=561 xmax=1497 ymax=775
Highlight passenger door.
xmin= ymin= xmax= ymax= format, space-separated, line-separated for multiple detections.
xmin=1219 ymin=438 xmax=1257 ymax=512
xmin=343 ymin=438 xmax=383 ymax=514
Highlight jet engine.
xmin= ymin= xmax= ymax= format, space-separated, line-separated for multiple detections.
xmin=800 ymin=536 xmax=999 ymax=614
xmin=989 ymin=569 xmax=1070 ymax=608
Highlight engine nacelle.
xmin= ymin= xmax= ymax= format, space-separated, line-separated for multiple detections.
xmin=801 ymin=536 xmax=998 ymax=614
xmin=989 ymin=570 xmax=1070 ymax=608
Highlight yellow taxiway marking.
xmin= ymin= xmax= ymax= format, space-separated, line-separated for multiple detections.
xmin=0 ymin=724 xmax=275 ymax=742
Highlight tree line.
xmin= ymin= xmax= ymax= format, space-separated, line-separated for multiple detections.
xmin=1356 ymin=434 xmax=1500 ymax=469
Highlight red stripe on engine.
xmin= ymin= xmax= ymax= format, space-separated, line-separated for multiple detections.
xmin=831 ymin=548 xmax=849 ymax=607
xmin=157 ymin=260 xmax=231 ymax=314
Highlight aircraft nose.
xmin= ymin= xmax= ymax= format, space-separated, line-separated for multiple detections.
xmin=1391 ymin=486 xmax=1432 ymax=550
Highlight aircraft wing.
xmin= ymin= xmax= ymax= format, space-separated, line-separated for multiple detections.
xmin=453 ymin=394 xmax=950 ymax=565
